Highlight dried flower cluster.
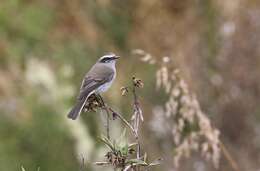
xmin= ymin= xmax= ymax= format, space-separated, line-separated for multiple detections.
xmin=133 ymin=49 xmax=221 ymax=168
xmin=82 ymin=94 xmax=102 ymax=112
xmin=93 ymin=77 xmax=160 ymax=171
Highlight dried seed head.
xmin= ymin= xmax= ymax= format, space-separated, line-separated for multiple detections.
xmin=133 ymin=77 xmax=144 ymax=88
xmin=150 ymin=60 xmax=220 ymax=168
xmin=162 ymin=56 xmax=170 ymax=63
xmin=141 ymin=54 xmax=152 ymax=62
xmin=132 ymin=49 xmax=145 ymax=55
xmin=83 ymin=94 xmax=101 ymax=112
xmin=120 ymin=86 xmax=129 ymax=96
xmin=132 ymin=49 xmax=157 ymax=65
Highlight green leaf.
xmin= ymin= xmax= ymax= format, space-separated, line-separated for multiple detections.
xmin=117 ymin=128 xmax=127 ymax=148
xmin=121 ymin=145 xmax=129 ymax=156
xmin=99 ymin=135 xmax=115 ymax=151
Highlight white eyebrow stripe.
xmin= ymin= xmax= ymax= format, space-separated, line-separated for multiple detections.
xmin=100 ymin=54 xmax=115 ymax=60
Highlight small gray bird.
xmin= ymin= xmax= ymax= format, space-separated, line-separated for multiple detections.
xmin=68 ymin=53 xmax=120 ymax=120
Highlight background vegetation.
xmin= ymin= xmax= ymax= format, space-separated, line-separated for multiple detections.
xmin=0 ymin=0 xmax=260 ymax=171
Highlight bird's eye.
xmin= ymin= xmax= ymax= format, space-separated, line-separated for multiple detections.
xmin=100 ymin=57 xmax=111 ymax=63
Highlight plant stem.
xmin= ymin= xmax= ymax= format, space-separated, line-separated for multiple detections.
xmin=219 ymin=140 xmax=241 ymax=171
xmin=108 ymin=107 xmax=138 ymax=138
xmin=132 ymin=78 xmax=142 ymax=164
xmin=97 ymin=94 xmax=110 ymax=140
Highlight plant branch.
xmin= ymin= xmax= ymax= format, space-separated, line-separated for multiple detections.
xmin=132 ymin=77 xmax=144 ymax=162
xmin=97 ymin=94 xmax=110 ymax=140
xmin=219 ymin=140 xmax=241 ymax=171
xmin=94 ymin=77 xmax=158 ymax=171
xmin=107 ymin=107 xmax=138 ymax=138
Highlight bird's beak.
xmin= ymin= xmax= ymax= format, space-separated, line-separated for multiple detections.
xmin=114 ymin=55 xmax=120 ymax=60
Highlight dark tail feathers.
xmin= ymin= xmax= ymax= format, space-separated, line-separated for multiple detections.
xmin=67 ymin=98 xmax=86 ymax=120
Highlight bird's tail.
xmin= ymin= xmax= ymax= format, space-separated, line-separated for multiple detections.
xmin=67 ymin=97 xmax=87 ymax=120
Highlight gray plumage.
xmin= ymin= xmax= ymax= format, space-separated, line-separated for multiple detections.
xmin=68 ymin=53 xmax=119 ymax=120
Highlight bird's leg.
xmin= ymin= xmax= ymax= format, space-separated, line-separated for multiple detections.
xmin=96 ymin=94 xmax=111 ymax=140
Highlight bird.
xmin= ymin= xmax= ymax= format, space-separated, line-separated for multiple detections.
xmin=67 ymin=53 xmax=120 ymax=120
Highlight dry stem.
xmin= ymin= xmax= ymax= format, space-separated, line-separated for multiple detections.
xmin=97 ymin=94 xmax=110 ymax=140
xmin=107 ymin=107 xmax=138 ymax=138
xmin=219 ymin=140 xmax=241 ymax=171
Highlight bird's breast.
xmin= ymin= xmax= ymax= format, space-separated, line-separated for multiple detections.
xmin=95 ymin=71 xmax=116 ymax=93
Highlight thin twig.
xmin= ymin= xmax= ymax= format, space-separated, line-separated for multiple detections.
xmin=97 ymin=94 xmax=110 ymax=140
xmin=107 ymin=107 xmax=138 ymax=138
xmin=132 ymin=77 xmax=142 ymax=164
xmin=96 ymin=94 xmax=138 ymax=139
xmin=94 ymin=161 xmax=110 ymax=166
xmin=219 ymin=140 xmax=241 ymax=171
xmin=79 ymin=155 xmax=86 ymax=171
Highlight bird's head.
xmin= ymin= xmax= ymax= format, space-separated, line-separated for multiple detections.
xmin=98 ymin=53 xmax=120 ymax=64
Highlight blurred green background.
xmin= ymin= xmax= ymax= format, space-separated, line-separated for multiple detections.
xmin=0 ymin=0 xmax=260 ymax=171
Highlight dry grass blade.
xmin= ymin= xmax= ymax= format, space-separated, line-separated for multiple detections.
xmin=94 ymin=161 xmax=110 ymax=166
xmin=100 ymin=135 xmax=115 ymax=151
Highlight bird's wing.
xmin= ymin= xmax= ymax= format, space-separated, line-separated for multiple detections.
xmin=77 ymin=66 xmax=114 ymax=100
